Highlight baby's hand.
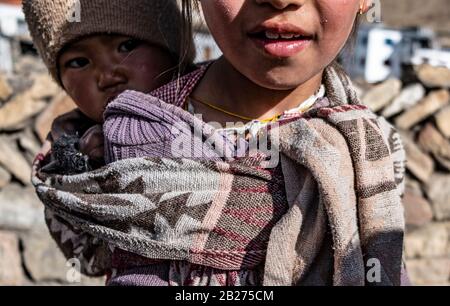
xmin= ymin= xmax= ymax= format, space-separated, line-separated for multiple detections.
xmin=79 ymin=125 xmax=105 ymax=167
xmin=50 ymin=109 xmax=96 ymax=142
xmin=38 ymin=109 xmax=105 ymax=174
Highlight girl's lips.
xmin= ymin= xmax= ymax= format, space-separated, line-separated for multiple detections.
xmin=250 ymin=37 xmax=312 ymax=58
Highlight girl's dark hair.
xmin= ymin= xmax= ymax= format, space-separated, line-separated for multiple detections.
xmin=178 ymin=0 xmax=199 ymax=73
xmin=344 ymin=16 xmax=362 ymax=56
xmin=337 ymin=15 xmax=361 ymax=69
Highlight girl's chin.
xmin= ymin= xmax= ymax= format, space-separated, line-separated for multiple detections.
xmin=249 ymin=64 xmax=324 ymax=91
xmin=250 ymin=74 xmax=309 ymax=91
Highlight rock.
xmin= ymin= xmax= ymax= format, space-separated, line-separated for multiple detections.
xmin=400 ymin=133 xmax=434 ymax=183
xmin=0 ymin=231 xmax=24 ymax=285
xmin=404 ymin=222 xmax=449 ymax=259
xmin=0 ymin=183 xmax=45 ymax=231
xmin=14 ymin=55 xmax=47 ymax=77
xmin=20 ymin=225 xmax=105 ymax=285
xmin=351 ymin=82 xmax=365 ymax=100
xmin=34 ymin=93 xmax=76 ymax=142
xmin=418 ymin=123 xmax=450 ymax=170
xmin=20 ymin=226 xmax=71 ymax=282
xmin=20 ymin=226 xmax=104 ymax=285
xmin=435 ymin=106 xmax=450 ymax=138
xmin=79 ymin=275 xmax=106 ymax=286
xmin=7 ymin=75 xmax=34 ymax=96
xmin=395 ymin=90 xmax=450 ymax=130
xmin=405 ymin=177 xmax=423 ymax=197
xmin=0 ymin=165 xmax=11 ymax=189
xmin=0 ymin=92 xmax=47 ymax=131
xmin=18 ymin=128 xmax=42 ymax=158
xmin=28 ymin=73 xmax=61 ymax=101
xmin=417 ymin=64 xmax=450 ymax=88
xmin=11 ymin=128 xmax=44 ymax=165
xmin=0 ymin=74 xmax=13 ymax=102
xmin=403 ymin=190 xmax=433 ymax=228
xmin=434 ymin=155 xmax=450 ymax=172
xmin=418 ymin=123 xmax=450 ymax=157
xmin=426 ymin=174 xmax=450 ymax=221
xmin=406 ymin=258 xmax=450 ymax=285
xmin=382 ymin=83 xmax=425 ymax=118
xmin=0 ymin=136 xmax=32 ymax=185
xmin=362 ymin=78 xmax=402 ymax=112
xmin=24 ymin=276 xmax=105 ymax=286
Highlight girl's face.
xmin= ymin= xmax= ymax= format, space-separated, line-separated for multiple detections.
xmin=201 ymin=0 xmax=364 ymax=90
xmin=59 ymin=34 xmax=174 ymax=122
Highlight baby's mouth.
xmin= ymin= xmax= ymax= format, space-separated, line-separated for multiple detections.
xmin=106 ymin=95 xmax=118 ymax=103
xmin=105 ymin=88 xmax=126 ymax=105
xmin=105 ymin=95 xmax=117 ymax=106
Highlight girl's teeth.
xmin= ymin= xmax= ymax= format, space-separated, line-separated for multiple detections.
xmin=280 ymin=33 xmax=294 ymax=39
xmin=265 ymin=31 xmax=280 ymax=39
xmin=264 ymin=31 xmax=301 ymax=40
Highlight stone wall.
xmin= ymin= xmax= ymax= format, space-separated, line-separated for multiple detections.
xmin=381 ymin=0 xmax=450 ymax=33
xmin=359 ymin=64 xmax=450 ymax=285
xmin=0 ymin=56 xmax=104 ymax=285
xmin=0 ymin=55 xmax=449 ymax=286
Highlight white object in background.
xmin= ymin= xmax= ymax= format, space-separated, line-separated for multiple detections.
xmin=0 ymin=3 xmax=27 ymax=37
xmin=411 ymin=48 xmax=450 ymax=69
xmin=0 ymin=3 xmax=28 ymax=73
xmin=365 ymin=28 xmax=402 ymax=83
xmin=0 ymin=37 xmax=13 ymax=72
xmin=194 ymin=32 xmax=222 ymax=63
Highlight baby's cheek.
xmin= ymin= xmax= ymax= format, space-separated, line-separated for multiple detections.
xmin=63 ymin=76 xmax=104 ymax=121
xmin=128 ymin=56 xmax=173 ymax=92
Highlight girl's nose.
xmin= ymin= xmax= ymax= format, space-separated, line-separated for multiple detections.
xmin=255 ymin=0 xmax=304 ymax=10
xmin=97 ymin=65 xmax=127 ymax=91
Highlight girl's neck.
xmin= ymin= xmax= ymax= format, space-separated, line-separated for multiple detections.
xmin=191 ymin=56 xmax=323 ymax=125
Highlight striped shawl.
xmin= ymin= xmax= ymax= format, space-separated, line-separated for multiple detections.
xmin=31 ymin=64 xmax=406 ymax=285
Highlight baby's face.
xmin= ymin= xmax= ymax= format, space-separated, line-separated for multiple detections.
xmin=59 ymin=34 xmax=174 ymax=122
xmin=201 ymin=0 xmax=366 ymax=90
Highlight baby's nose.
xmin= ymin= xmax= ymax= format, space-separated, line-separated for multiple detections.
xmin=97 ymin=67 xmax=127 ymax=90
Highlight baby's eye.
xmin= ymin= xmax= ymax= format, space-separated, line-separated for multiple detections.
xmin=118 ymin=39 xmax=141 ymax=53
xmin=65 ymin=57 xmax=90 ymax=69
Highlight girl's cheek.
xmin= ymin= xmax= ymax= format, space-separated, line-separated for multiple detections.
xmin=317 ymin=0 xmax=359 ymax=27
xmin=317 ymin=0 xmax=359 ymax=11
xmin=203 ymin=0 xmax=240 ymax=20
xmin=317 ymin=1 xmax=359 ymax=50
xmin=202 ymin=0 xmax=243 ymax=39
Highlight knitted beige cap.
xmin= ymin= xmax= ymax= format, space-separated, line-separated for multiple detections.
xmin=23 ymin=0 xmax=190 ymax=85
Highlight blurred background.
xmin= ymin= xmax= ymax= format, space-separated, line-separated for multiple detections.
xmin=0 ymin=0 xmax=449 ymax=286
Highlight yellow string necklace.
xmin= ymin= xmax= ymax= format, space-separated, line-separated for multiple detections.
xmin=189 ymin=96 xmax=282 ymax=124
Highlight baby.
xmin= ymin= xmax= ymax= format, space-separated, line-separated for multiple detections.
xmin=23 ymin=0 xmax=193 ymax=172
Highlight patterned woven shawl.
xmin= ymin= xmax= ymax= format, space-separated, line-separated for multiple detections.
xmin=31 ymin=63 xmax=406 ymax=285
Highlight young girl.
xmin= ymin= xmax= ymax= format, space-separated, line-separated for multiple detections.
xmin=34 ymin=0 xmax=409 ymax=286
